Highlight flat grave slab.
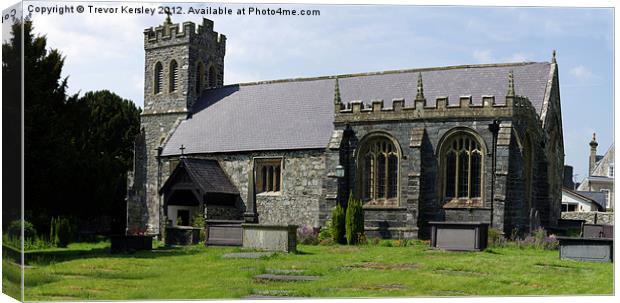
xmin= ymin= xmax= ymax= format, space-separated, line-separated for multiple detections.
xmin=254 ymin=274 xmax=320 ymax=282
xmin=265 ymin=268 xmax=306 ymax=274
xmin=222 ymin=252 xmax=276 ymax=259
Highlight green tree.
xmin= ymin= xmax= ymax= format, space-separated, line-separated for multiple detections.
xmin=5 ymin=20 xmax=74 ymax=232
xmin=345 ymin=193 xmax=365 ymax=245
xmin=3 ymin=20 xmax=141 ymax=235
xmin=331 ymin=203 xmax=346 ymax=244
xmin=68 ymin=90 xmax=141 ymax=233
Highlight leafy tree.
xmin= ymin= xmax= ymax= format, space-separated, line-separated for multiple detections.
xmin=345 ymin=192 xmax=365 ymax=245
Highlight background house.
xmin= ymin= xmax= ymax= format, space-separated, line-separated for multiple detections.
xmin=577 ymin=134 xmax=614 ymax=211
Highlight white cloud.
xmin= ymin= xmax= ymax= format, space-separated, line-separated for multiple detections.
xmin=569 ymin=65 xmax=594 ymax=80
xmin=472 ymin=49 xmax=493 ymax=63
xmin=505 ymin=52 xmax=529 ymax=62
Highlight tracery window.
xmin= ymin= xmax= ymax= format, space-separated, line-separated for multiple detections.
xmin=443 ymin=134 xmax=483 ymax=202
xmin=359 ymin=137 xmax=399 ymax=202
xmin=169 ymin=60 xmax=179 ymax=93
xmin=154 ymin=62 xmax=163 ymax=94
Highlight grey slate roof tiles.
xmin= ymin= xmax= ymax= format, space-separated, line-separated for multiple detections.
xmin=160 ymin=158 xmax=239 ymax=195
xmin=162 ymin=62 xmax=552 ymax=156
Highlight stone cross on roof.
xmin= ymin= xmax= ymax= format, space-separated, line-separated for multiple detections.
xmin=164 ymin=11 xmax=172 ymax=25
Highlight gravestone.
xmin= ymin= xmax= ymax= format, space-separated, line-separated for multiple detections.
xmin=429 ymin=221 xmax=488 ymax=251
xmin=242 ymin=224 xmax=297 ymax=252
xmin=558 ymin=237 xmax=613 ymax=262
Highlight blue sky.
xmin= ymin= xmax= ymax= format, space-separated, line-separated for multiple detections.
xmin=18 ymin=1 xmax=614 ymax=183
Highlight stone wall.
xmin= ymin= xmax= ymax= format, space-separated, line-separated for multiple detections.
xmin=164 ymin=149 xmax=326 ymax=228
xmin=332 ymin=90 xmax=558 ymax=238
xmin=561 ymin=212 xmax=614 ymax=225
xmin=127 ymin=18 xmax=227 ymax=236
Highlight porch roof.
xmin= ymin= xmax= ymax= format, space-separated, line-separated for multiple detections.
xmin=159 ymin=158 xmax=240 ymax=196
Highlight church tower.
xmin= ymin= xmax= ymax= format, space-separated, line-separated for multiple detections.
xmin=127 ymin=17 xmax=226 ymax=236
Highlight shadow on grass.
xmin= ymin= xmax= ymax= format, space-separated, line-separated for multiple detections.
xmin=25 ymin=245 xmax=204 ymax=265
xmin=484 ymin=249 xmax=503 ymax=255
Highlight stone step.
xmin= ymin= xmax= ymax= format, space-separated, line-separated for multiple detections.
xmin=254 ymin=274 xmax=319 ymax=282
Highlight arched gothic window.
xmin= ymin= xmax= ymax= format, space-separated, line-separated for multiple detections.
xmin=169 ymin=60 xmax=178 ymax=93
xmin=196 ymin=62 xmax=205 ymax=94
xmin=154 ymin=62 xmax=163 ymax=94
xmin=443 ymin=133 xmax=483 ymax=202
xmin=359 ymin=137 xmax=399 ymax=203
xmin=208 ymin=66 xmax=217 ymax=88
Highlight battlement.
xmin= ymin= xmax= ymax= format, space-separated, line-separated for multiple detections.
xmin=334 ymin=94 xmax=538 ymax=124
xmin=144 ymin=18 xmax=226 ymax=51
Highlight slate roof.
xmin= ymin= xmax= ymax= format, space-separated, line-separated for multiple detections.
xmin=578 ymin=191 xmax=607 ymax=210
xmin=160 ymin=158 xmax=239 ymax=195
xmin=563 ymin=188 xmax=606 ymax=211
xmin=161 ymin=62 xmax=552 ymax=156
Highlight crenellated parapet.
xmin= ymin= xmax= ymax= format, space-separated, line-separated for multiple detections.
xmin=335 ymin=94 xmax=539 ymax=124
xmin=144 ymin=18 xmax=226 ymax=52
xmin=334 ymin=70 xmax=540 ymax=124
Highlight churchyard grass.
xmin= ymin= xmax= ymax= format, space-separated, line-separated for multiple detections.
xmin=9 ymin=240 xmax=613 ymax=300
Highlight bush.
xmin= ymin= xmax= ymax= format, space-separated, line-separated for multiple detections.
xmin=379 ymin=239 xmax=393 ymax=247
xmin=50 ymin=217 xmax=73 ymax=248
xmin=331 ymin=203 xmax=346 ymax=244
xmin=7 ymin=220 xmax=37 ymax=240
xmin=318 ymin=224 xmax=332 ymax=242
xmin=488 ymin=227 xmax=507 ymax=248
xmin=516 ymin=227 xmax=558 ymax=250
xmin=191 ymin=211 xmax=204 ymax=228
xmin=345 ymin=193 xmax=365 ymax=245
xmin=297 ymin=225 xmax=319 ymax=245
xmin=369 ymin=237 xmax=381 ymax=246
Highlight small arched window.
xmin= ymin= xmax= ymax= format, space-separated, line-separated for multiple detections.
xmin=443 ymin=133 xmax=484 ymax=202
xmin=208 ymin=65 xmax=217 ymax=88
xmin=196 ymin=61 xmax=205 ymax=94
xmin=169 ymin=60 xmax=178 ymax=93
xmin=154 ymin=62 xmax=163 ymax=94
xmin=358 ymin=136 xmax=399 ymax=203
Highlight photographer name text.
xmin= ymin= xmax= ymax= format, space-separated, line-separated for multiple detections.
xmin=27 ymin=4 xmax=321 ymax=17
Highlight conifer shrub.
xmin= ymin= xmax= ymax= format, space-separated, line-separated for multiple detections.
xmin=50 ymin=217 xmax=73 ymax=248
xmin=331 ymin=203 xmax=346 ymax=244
xmin=345 ymin=193 xmax=365 ymax=245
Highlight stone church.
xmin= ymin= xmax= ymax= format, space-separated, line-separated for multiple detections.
xmin=126 ymin=17 xmax=564 ymax=241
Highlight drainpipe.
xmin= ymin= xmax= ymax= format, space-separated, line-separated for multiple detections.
xmin=488 ymin=119 xmax=501 ymax=229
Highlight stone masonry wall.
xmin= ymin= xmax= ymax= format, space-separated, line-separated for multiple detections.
xmin=561 ymin=212 xmax=614 ymax=225
xmin=127 ymin=18 xmax=227 ymax=236
xmin=164 ymin=149 xmax=326 ymax=228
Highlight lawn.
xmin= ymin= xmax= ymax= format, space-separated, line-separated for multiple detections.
xmin=3 ymin=240 xmax=613 ymax=300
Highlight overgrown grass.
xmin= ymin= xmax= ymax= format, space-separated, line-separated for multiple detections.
xmin=15 ymin=241 xmax=613 ymax=300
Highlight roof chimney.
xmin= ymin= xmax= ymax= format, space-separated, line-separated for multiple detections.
xmin=589 ymin=133 xmax=598 ymax=176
